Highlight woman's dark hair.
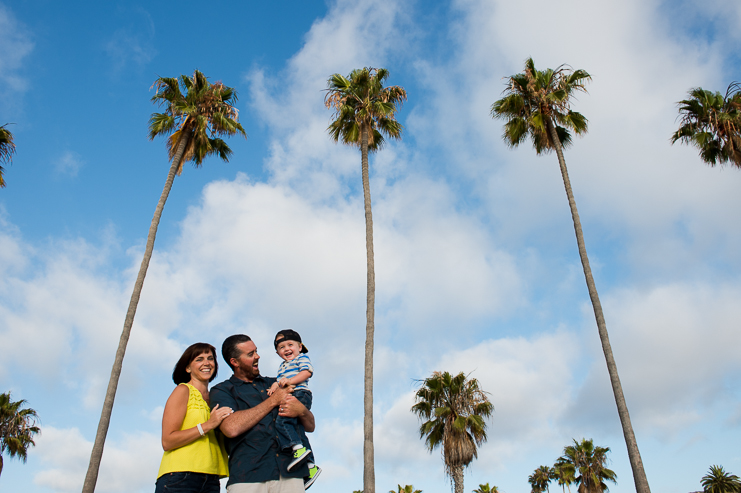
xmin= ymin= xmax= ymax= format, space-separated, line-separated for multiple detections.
xmin=172 ymin=342 xmax=218 ymax=384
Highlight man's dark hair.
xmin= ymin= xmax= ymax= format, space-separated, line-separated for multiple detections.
xmin=222 ymin=334 xmax=252 ymax=371
xmin=172 ymin=342 xmax=218 ymax=384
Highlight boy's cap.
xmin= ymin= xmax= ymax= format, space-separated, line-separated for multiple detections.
xmin=274 ymin=329 xmax=309 ymax=353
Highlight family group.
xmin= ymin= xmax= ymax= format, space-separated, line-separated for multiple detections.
xmin=154 ymin=330 xmax=321 ymax=493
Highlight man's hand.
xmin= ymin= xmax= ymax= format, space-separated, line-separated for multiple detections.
xmin=219 ymin=385 xmax=292 ymax=438
xmin=278 ymin=394 xmax=315 ymax=432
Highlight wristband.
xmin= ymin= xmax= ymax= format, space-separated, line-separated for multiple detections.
xmin=197 ymin=423 xmax=205 ymax=436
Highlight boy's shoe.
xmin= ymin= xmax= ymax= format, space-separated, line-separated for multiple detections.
xmin=304 ymin=465 xmax=322 ymax=489
xmin=287 ymin=447 xmax=311 ymax=471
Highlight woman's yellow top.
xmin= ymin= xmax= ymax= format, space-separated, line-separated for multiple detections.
xmin=157 ymin=383 xmax=229 ymax=478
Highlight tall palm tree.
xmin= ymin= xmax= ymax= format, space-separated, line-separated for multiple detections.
xmin=0 ymin=391 xmax=40 ymax=478
xmin=473 ymin=483 xmax=499 ymax=493
xmin=411 ymin=371 xmax=493 ymax=493
xmin=491 ymin=58 xmax=650 ymax=493
xmin=701 ymin=465 xmax=741 ymax=493
xmin=325 ymin=67 xmax=407 ymax=493
xmin=529 ymin=465 xmax=556 ymax=493
xmin=0 ymin=124 xmax=17 ymax=188
xmin=556 ymin=439 xmax=617 ymax=493
xmin=82 ymin=70 xmax=246 ymax=493
xmin=671 ymin=82 xmax=741 ymax=167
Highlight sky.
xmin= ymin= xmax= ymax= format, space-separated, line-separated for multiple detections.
xmin=1 ymin=0 xmax=741 ymax=492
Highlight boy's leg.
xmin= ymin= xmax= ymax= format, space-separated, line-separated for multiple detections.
xmin=291 ymin=390 xmax=320 ymax=488
xmin=292 ymin=390 xmax=313 ymax=454
xmin=274 ymin=415 xmax=302 ymax=451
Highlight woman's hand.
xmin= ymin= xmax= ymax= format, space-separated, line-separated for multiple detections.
xmin=206 ymin=403 xmax=233 ymax=429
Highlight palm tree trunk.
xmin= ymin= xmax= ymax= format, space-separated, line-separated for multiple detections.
xmin=451 ymin=464 xmax=464 ymax=493
xmin=81 ymin=132 xmax=191 ymax=493
xmin=546 ymin=120 xmax=650 ymax=493
xmin=361 ymin=124 xmax=376 ymax=493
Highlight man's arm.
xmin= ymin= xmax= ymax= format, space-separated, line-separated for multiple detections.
xmin=279 ymin=394 xmax=315 ymax=433
xmin=218 ymin=385 xmax=291 ymax=438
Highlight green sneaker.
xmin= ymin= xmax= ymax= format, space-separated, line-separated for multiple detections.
xmin=304 ymin=465 xmax=322 ymax=489
xmin=287 ymin=446 xmax=310 ymax=471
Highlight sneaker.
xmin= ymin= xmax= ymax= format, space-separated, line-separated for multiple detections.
xmin=287 ymin=447 xmax=311 ymax=471
xmin=304 ymin=465 xmax=322 ymax=489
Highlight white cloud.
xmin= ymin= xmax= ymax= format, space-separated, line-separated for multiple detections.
xmin=54 ymin=151 xmax=83 ymax=177
xmin=103 ymin=7 xmax=157 ymax=74
xmin=0 ymin=3 xmax=33 ymax=107
xmin=33 ymin=426 xmax=160 ymax=493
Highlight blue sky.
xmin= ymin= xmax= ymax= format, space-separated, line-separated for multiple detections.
xmin=2 ymin=1 xmax=741 ymax=492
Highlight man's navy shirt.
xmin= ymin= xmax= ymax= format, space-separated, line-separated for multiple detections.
xmin=210 ymin=374 xmax=310 ymax=486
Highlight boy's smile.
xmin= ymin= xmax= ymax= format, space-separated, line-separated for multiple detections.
xmin=276 ymin=339 xmax=303 ymax=362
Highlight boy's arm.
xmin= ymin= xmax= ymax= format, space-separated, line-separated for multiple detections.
xmin=267 ymin=381 xmax=280 ymax=395
xmin=280 ymin=369 xmax=312 ymax=387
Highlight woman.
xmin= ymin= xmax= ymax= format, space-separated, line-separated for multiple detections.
xmin=155 ymin=343 xmax=233 ymax=493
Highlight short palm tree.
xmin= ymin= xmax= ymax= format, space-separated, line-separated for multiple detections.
xmin=0 ymin=124 xmax=16 ymax=188
xmin=529 ymin=465 xmax=556 ymax=493
xmin=411 ymin=371 xmax=493 ymax=493
xmin=473 ymin=483 xmax=499 ymax=493
xmin=491 ymin=58 xmax=650 ymax=493
xmin=701 ymin=465 xmax=741 ymax=493
xmin=554 ymin=459 xmax=576 ymax=493
xmin=390 ymin=485 xmax=422 ymax=493
xmin=0 ymin=392 xmax=40 ymax=478
xmin=557 ymin=439 xmax=616 ymax=493
xmin=325 ymin=67 xmax=407 ymax=493
xmin=82 ymin=70 xmax=246 ymax=493
xmin=671 ymin=82 xmax=741 ymax=167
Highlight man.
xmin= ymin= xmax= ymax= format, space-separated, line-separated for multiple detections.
xmin=211 ymin=334 xmax=316 ymax=493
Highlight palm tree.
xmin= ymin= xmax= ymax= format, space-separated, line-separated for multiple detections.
xmin=411 ymin=371 xmax=493 ymax=493
xmin=473 ymin=483 xmax=499 ymax=493
xmin=701 ymin=465 xmax=741 ymax=493
xmin=325 ymin=67 xmax=407 ymax=493
xmin=671 ymin=83 xmax=741 ymax=167
xmin=556 ymin=439 xmax=616 ymax=493
xmin=491 ymin=58 xmax=650 ymax=493
xmin=0 ymin=391 xmax=40 ymax=478
xmin=81 ymin=70 xmax=246 ymax=493
xmin=554 ymin=459 xmax=576 ymax=493
xmin=529 ymin=465 xmax=556 ymax=493
xmin=390 ymin=485 xmax=422 ymax=493
xmin=0 ymin=124 xmax=17 ymax=188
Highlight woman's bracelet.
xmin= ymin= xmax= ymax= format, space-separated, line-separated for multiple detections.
xmin=196 ymin=423 xmax=205 ymax=436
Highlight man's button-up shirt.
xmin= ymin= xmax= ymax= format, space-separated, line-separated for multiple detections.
xmin=210 ymin=374 xmax=310 ymax=486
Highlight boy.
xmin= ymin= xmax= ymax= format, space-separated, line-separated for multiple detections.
xmin=268 ymin=329 xmax=321 ymax=487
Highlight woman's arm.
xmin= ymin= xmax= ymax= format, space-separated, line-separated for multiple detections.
xmin=161 ymin=385 xmax=232 ymax=451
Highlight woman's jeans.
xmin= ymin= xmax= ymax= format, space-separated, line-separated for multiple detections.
xmin=275 ymin=389 xmax=312 ymax=451
xmin=155 ymin=472 xmax=220 ymax=493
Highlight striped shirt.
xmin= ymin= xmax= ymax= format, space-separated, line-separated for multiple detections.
xmin=277 ymin=354 xmax=313 ymax=391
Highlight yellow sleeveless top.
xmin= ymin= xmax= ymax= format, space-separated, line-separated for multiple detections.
xmin=157 ymin=383 xmax=229 ymax=478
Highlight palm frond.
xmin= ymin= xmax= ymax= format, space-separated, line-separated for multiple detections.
xmin=149 ymin=70 xmax=247 ymax=170
xmin=492 ymin=58 xmax=590 ymax=154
